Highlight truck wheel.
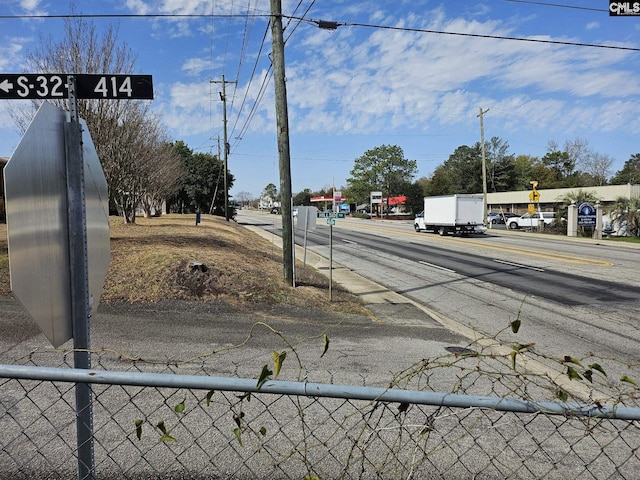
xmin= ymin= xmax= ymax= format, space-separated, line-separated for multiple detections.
xmin=508 ymin=222 xmax=519 ymax=230
xmin=438 ymin=227 xmax=446 ymax=236
xmin=414 ymin=224 xmax=421 ymax=232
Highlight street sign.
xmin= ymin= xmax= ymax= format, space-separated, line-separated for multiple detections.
xmin=317 ymin=212 xmax=345 ymax=219
xmin=4 ymin=102 xmax=110 ymax=347
xmin=529 ymin=189 xmax=540 ymax=202
xmin=327 ymin=219 xmax=336 ymax=225
xmin=0 ymin=73 xmax=153 ymax=99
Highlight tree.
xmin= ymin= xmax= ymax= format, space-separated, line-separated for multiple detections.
xmin=582 ymin=152 xmax=613 ymax=186
xmin=235 ymin=191 xmax=253 ymax=207
xmin=610 ymin=154 xmax=640 ymax=185
xmin=262 ymin=183 xmax=279 ymax=205
xmin=541 ymin=150 xmax=574 ymax=187
xmin=10 ymin=12 xmax=173 ymax=223
xmin=609 ymin=195 xmax=640 ymax=236
xmin=167 ymin=141 xmax=232 ymax=215
xmin=346 ymin=145 xmax=417 ymax=206
xmin=485 ymin=137 xmax=517 ymax=192
xmin=292 ymin=189 xmax=312 ymax=206
xmin=426 ymin=144 xmax=482 ymax=196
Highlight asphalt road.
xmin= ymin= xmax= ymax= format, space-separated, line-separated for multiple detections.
xmin=239 ymin=210 xmax=640 ymax=382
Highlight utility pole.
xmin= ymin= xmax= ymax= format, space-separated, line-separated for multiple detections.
xmin=211 ymin=75 xmax=236 ymax=221
xmin=478 ymin=107 xmax=490 ymax=225
xmin=270 ymin=0 xmax=294 ymax=286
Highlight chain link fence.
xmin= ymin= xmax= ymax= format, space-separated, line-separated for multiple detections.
xmin=2 ymin=336 xmax=640 ymax=480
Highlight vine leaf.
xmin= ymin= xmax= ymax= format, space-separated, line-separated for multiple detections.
xmin=156 ymin=420 xmax=176 ymax=442
xmin=321 ymin=333 xmax=330 ymax=358
xmin=233 ymin=427 xmax=243 ymax=446
xmin=510 ymin=319 xmax=521 ymax=334
xmin=588 ymin=363 xmax=607 ymax=377
xmin=135 ymin=419 xmax=143 ymax=441
xmin=583 ymin=370 xmax=593 ymax=383
xmin=272 ymin=351 xmax=287 ymax=377
xmin=205 ymin=390 xmax=215 ymax=406
xmin=556 ymin=389 xmax=568 ymax=402
xmin=174 ymin=400 xmax=186 ymax=414
xmin=566 ymin=366 xmax=582 ymax=381
xmin=257 ymin=364 xmax=273 ymax=389
xmin=563 ymin=356 xmax=584 ymax=368
xmin=621 ymin=375 xmax=638 ymax=387
xmin=259 ymin=426 xmax=267 ymax=436
xmin=510 ymin=351 xmax=517 ymax=371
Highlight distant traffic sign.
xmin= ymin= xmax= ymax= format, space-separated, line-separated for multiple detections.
xmin=317 ymin=212 xmax=345 ymax=219
xmin=0 ymin=74 xmax=153 ymax=99
xmin=529 ymin=190 xmax=541 ymax=202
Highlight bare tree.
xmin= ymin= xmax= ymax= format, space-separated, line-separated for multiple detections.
xmin=583 ymin=152 xmax=614 ymax=186
xmin=10 ymin=11 xmax=175 ymax=223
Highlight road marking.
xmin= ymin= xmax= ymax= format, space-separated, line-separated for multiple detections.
xmin=342 ymin=239 xmax=358 ymax=245
xmin=493 ymin=259 xmax=545 ymax=272
xmin=419 ymin=260 xmax=456 ymax=273
xmin=343 ymin=222 xmax=614 ymax=267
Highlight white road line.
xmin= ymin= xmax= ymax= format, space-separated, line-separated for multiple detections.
xmin=493 ymin=259 xmax=545 ymax=272
xmin=342 ymin=240 xmax=358 ymax=245
xmin=418 ymin=260 xmax=456 ymax=273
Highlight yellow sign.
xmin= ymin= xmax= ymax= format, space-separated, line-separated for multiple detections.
xmin=529 ymin=190 xmax=540 ymax=202
xmin=527 ymin=203 xmax=535 ymax=214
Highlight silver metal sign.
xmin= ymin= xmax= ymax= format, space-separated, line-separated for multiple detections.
xmin=4 ymin=102 xmax=110 ymax=348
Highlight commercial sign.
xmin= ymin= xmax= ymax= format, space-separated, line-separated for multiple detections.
xmin=577 ymin=202 xmax=597 ymax=227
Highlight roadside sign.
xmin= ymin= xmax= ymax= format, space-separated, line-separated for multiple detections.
xmin=327 ymin=219 xmax=336 ymax=225
xmin=578 ymin=202 xmax=597 ymax=226
xmin=0 ymin=73 xmax=153 ymax=99
xmin=4 ymin=102 xmax=110 ymax=347
xmin=527 ymin=203 xmax=536 ymax=214
xmin=317 ymin=212 xmax=345 ymax=219
xmin=529 ymin=190 xmax=540 ymax=202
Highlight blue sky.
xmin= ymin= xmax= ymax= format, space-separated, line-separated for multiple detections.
xmin=1 ymin=1 xmax=639 ymax=199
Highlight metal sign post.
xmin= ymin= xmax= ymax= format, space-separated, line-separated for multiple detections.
xmin=66 ymin=76 xmax=95 ymax=480
xmin=317 ymin=212 xmax=345 ymax=301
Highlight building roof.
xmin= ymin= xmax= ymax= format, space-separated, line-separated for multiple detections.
xmin=487 ymin=184 xmax=640 ymax=206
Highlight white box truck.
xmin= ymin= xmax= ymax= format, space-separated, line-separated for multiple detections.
xmin=414 ymin=194 xmax=485 ymax=236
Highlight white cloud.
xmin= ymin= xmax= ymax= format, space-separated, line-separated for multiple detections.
xmin=182 ymin=57 xmax=210 ymax=76
xmin=586 ymin=21 xmax=599 ymax=31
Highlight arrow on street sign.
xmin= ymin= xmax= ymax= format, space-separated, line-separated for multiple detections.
xmin=0 ymin=78 xmax=12 ymax=93
xmin=529 ymin=190 xmax=541 ymax=202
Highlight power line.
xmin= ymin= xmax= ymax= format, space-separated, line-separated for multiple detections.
xmin=305 ymin=19 xmax=640 ymax=52
xmin=3 ymin=10 xmax=634 ymax=51
xmin=503 ymin=0 xmax=608 ymax=13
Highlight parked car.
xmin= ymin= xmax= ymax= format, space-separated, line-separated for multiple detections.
xmin=506 ymin=212 xmax=556 ymax=229
xmin=487 ymin=212 xmax=518 ymax=224
xmin=270 ymin=206 xmax=281 ymax=214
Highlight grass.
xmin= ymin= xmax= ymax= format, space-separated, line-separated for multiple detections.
xmin=0 ymin=214 xmax=369 ymax=316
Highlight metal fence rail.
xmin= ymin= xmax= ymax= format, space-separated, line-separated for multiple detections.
xmin=2 ymin=362 xmax=640 ymax=479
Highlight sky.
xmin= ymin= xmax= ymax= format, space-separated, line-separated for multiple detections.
xmin=0 ymin=1 xmax=639 ymax=200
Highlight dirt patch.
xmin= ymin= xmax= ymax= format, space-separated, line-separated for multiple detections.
xmin=0 ymin=214 xmax=370 ymax=317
